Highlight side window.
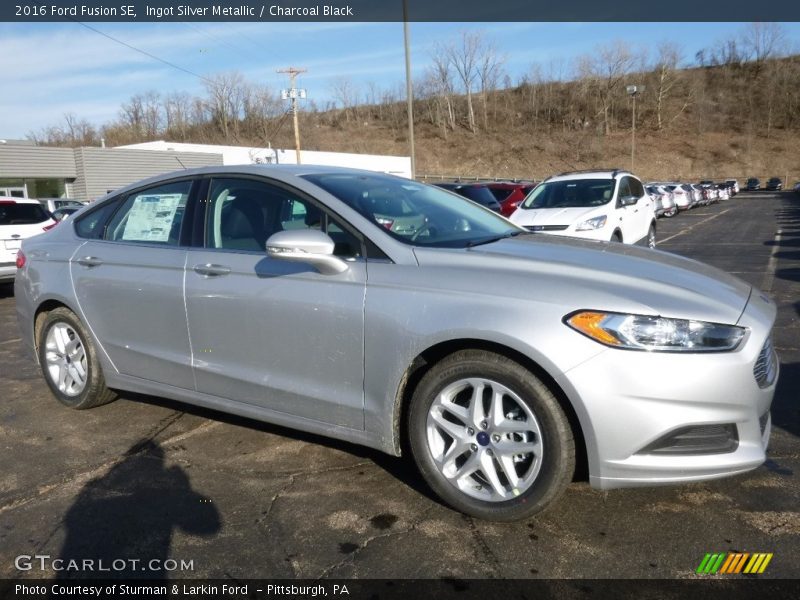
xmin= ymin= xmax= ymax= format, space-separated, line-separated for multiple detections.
xmin=104 ymin=181 xmax=191 ymax=245
xmin=629 ymin=178 xmax=644 ymax=198
xmin=74 ymin=198 xmax=123 ymax=239
xmin=617 ymin=178 xmax=632 ymax=205
xmin=206 ymin=178 xmax=362 ymax=258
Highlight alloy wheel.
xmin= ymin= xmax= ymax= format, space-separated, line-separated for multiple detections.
xmin=425 ymin=378 xmax=544 ymax=502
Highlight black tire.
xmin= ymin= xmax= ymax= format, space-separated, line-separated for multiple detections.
xmin=408 ymin=350 xmax=575 ymax=521
xmin=611 ymin=231 xmax=623 ymax=243
xmin=647 ymin=223 xmax=656 ymax=249
xmin=38 ymin=307 xmax=117 ymax=410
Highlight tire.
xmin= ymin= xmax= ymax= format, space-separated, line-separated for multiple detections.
xmin=408 ymin=350 xmax=575 ymax=521
xmin=647 ymin=223 xmax=656 ymax=249
xmin=611 ymin=231 xmax=623 ymax=243
xmin=38 ymin=307 xmax=116 ymax=409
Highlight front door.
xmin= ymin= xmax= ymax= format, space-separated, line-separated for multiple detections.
xmin=184 ymin=177 xmax=367 ymax=429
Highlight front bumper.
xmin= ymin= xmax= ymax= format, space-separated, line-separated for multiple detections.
xmin=562 ymin=291 xmax=777 ymax=490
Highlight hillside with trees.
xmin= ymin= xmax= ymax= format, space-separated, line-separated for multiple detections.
xmin=29 ymin=23 xmax=800 ymax=182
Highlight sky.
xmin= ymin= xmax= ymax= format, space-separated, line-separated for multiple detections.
xmin=2 ymin=21 xmax=800 ymax=140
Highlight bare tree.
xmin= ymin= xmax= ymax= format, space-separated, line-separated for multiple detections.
xmin=330 ymin=77 xmax=358 ymax=123
xmin=120 ymin=94 xmax=146 ymax=139
xmin=164 ymin=92 xmax=192 ymax=139
xmin=577 ymin=41 xmax=637 ymax=135
xmin=477 ymin=40 xmax=505 ymax=129
xmin=742 ymin=22 xmax=786 ymax=66
xmin=652 ymin=42 xmax=682 ymax=130
xmin=430 ymin=45 xmax=457 ymax=132
xmin=444 ymin=31 xmax=482 ymax=132
xmin=204 ymin=71 xmax=245 ymax=140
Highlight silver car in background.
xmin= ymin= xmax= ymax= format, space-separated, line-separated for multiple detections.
xmin=15 ymin=166 xmax=778 ymax=521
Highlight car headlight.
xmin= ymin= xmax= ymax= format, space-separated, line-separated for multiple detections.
xmin=564 ymin=311 xmax=746 ymax=352
xmin=575 ymin=215 xmax=607 ymax=231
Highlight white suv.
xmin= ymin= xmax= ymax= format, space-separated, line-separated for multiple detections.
xmin=510 ymin=169 xmax=657 ymax=247
xmin=0 ymin=198 xmax=56 ymax=282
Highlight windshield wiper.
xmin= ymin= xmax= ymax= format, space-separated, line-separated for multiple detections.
xmin=465 ymin=230 xmax=526 ymax=248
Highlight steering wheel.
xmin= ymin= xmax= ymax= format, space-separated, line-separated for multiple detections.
xmin=411 ymin=222 xmax=436 ymax=241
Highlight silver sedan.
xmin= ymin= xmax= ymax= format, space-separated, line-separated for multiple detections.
xmin=15 ymin=165 xmax=778 ymax=521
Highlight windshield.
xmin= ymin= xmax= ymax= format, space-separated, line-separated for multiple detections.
xmin=521 ymin=179 xmax=615 ymax=209
xmin=302 ymin=173 xmax=520 ymax=248
xmin=0 ymin=203 xmax=50 ymax=225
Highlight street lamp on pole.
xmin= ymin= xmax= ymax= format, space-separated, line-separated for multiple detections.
xmin=626 ymin=85 xmax=644 ymax=172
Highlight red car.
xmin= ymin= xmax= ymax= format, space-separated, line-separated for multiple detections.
xmin=484 ymin=182 xmax=536 ymax=217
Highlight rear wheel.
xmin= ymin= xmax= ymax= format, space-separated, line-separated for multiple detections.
xmin=611 ymin=231 xmax=623 ymax=243
xmin=38 ymin=307 xmax=116 ymax=409
xmin=408 ymin=350 xmax=575 ymax=521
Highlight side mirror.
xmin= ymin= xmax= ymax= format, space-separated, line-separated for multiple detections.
xmin=619 ymin=195 xmax=639 ymax=206
xmin=266 ymin=229 xmax=349 ymax=275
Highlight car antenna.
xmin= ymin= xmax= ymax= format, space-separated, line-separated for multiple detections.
xmin=174 ymin=156 xmax=187 ymax=170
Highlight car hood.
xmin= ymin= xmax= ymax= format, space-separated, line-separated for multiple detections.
xmin=413 ymin=235 xmax=752 ymax=325
xmin=510 ymin=206 xmax=601 ymax=227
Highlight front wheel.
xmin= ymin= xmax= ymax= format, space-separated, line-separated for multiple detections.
xmin=408 ymin=350 xmax=575 ymax=521
xmin=647 ymin=223 xmax=656 ymax=248
xmin=38 ymin=307 xmax=117 ymax=409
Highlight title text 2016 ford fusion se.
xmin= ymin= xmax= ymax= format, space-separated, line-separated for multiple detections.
xmin=15 ymin=166 xmax=778 ymax=521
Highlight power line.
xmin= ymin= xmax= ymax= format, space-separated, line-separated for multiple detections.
xmin=72 ymin=20 xmax=215 ymax=85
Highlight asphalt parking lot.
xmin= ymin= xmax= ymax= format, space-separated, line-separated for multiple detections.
xmin=0 ymin=191 xmax=798 ymax=580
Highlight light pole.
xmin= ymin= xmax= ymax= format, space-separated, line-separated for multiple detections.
xmin=626 ymin=85 xmax=643 ymax=172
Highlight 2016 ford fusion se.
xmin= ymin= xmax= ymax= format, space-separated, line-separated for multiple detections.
xmin=15 ymin=165 xmax=778 ymax=521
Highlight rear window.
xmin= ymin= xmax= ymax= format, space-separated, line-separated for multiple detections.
xmin=0 ymin=203 xmax=50 ymax=225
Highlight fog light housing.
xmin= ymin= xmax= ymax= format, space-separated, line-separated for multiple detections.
xmin=638 ymin=424 xmax=739 ymax=455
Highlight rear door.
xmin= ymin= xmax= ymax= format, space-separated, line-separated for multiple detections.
xmin=70 ymin=179 xmax=197 ymax=389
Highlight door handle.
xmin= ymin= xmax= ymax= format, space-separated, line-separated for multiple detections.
xmin=77 ymin=256 xmax=103 ymax=267
xmin=193 ymin=263 xmax=231 ymax=277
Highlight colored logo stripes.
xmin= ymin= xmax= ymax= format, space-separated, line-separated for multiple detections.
xmin=696 ymin=552 xmax=773 ymax=574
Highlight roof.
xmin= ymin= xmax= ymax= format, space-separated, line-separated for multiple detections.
xmin=548 ymin=169 xmax=631 ymax=182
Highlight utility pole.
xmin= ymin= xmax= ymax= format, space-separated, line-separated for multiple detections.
xmin=626 ymin=85 xmax=644 ymax=172
xmin=278 ymin=67 xmax=307 ymax=164
xmin=402 ymin=0 xmax=416 ymax=178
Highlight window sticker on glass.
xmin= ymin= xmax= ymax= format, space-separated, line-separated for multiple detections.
xmin=122 ymin=194 xmax=183 ymax=242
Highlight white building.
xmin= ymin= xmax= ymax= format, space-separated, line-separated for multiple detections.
xmin=117 ymin=141 xmax=412 ymax=179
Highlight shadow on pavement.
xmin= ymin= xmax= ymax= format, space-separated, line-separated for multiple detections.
xmin=0 ymin=283 xmax=14 ymax=299
xmin=122 ymin=392 xmax=447 ymax=507
xmin=56 ymin=440 xmax=220 ymax=580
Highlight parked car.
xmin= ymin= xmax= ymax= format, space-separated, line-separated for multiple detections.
xmin=510 ymin=170 xmax=656 ymax=247
xmin=746 ymin=178 xmax=761 ymax=191
xmin=793 ymin=181 xmax=800 ymax=194
xmin=15 ymin=165 xmax=778 ymax=521
xmin=725 ymin=179 xmax=739 ymax=195
xmin=0 ymin=197 xmax=56 ymax=282
xmin=37 ymin=198 xmax=86 ymax=213
xmin=656 ymin=183 xmax=691 ymax=211
xmin=765 ymin=177 xmax=783 ymax=191
xmin=484 ymin=182 xmax=536 ymax=217
xmin=645 ymin=185 xmax=677 ymax=218
xmin=686 ymin=184 xmax=704 ymax=207
xmin=715 ymin=184 xmax=730 ymax=201
xmin=432 ymin=182 xmax=502 ymax=213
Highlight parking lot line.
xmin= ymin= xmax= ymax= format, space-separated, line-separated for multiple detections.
xmin=761 ymin=230 xmax=782 ymax=294
xmin=659 ymin=209 xmax=730 ymax=244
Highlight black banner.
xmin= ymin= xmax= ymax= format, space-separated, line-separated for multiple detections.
xmin=3 ymin=0 xmax=800 ymax=22
xmin=2 ymin=579 xmax=800 ymax=600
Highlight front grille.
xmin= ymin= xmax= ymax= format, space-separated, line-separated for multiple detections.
xmin=638 ymin=424 xmax=739 ymax=455
xmin=753 ymin=336 xmax=778 ymax=389
xmin=525 ymin=225 xmax=569 ymax=232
